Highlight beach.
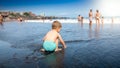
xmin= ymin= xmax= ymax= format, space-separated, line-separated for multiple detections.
xmin=0 ymin=21 xmax=120 ymax=68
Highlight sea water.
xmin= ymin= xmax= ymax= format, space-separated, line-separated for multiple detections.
xmin=0 ymin=22 xmax=120 ymax=68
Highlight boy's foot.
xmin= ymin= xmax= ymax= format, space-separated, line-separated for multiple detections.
xmin=55 ymin=48 xmax=62 ymax=52
xmin=40 ymin=49 xmax=45 ymax=52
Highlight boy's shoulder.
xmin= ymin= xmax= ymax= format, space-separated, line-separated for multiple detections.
xmin=49 ymin=30 xmax=59 ymax=35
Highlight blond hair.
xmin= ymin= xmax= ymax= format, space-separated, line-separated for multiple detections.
xmin=52 ymin=21 xmax=62 ymax=29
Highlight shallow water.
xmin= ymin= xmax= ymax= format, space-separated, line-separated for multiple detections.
xmin=0 ymin=22 xmax=120 ymax=68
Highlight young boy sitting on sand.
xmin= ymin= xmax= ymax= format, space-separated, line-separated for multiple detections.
xmin=41 ymin=21 xmax=67 ymax=52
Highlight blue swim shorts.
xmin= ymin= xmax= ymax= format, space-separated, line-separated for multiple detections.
xmin=43 ymin=41 xmax=56 ymax=51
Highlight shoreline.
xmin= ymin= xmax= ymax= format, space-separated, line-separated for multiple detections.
xmin=2 ymin=18 xmax=120 ymax=24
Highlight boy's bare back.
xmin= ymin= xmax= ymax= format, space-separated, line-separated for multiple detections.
xmin=43 ymin=30 xmax=59 ymax=42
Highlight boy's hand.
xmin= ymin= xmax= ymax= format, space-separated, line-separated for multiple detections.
xmin=64 ymin=45 xmax=67 ymax=49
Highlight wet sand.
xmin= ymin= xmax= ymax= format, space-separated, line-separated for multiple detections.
xmin=0 ymin=22 xmax=120 ymax=68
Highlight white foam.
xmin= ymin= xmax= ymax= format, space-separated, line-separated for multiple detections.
xmin=24 ymin=18 xmax=120 ymax=24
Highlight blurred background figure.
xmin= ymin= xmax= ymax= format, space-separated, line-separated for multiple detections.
xmin=89 ymin=9 xmax=93 ymax=25
xmin=112 ymin=17 xmax=114 ymax=23
xmin=80 ymin=16 xmax=84 ymax=28
xmin=0 ymin=14 xmax=3 ymax=26
xmin=78 ymin=15 xmax=81 ymax=22
xmin=18 ymin=17 xmax=23 ymax=22
xmin=101 ymin=16 xmax=104 ymax=23
xmin=81 ymin=16 xmax=84 ymax=23
xmin=95 ymin=10 xmax=101 ymax=24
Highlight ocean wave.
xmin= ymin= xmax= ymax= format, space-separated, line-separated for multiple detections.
xmin=24 ymin=18 xmax=120 ymax=24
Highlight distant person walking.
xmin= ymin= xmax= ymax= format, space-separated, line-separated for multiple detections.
xmin=0 ymin=14 xmax=3 ymax=26
xmin=89 ymin=9 xmax=93 ymax=25
xmin=95 ymin=10 xmax=101 ymax=24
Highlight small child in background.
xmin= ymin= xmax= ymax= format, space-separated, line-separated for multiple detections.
xmin=101 ymin=17 xmax=104 ymax=23
xmin=41 ymin=21 xmax=67 ymax=52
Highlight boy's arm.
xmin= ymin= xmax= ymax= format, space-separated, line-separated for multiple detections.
xmin=42 ymin=35 xmax=46 ymax=41
xmin=58 ymin=33 xmax=67 ymax=48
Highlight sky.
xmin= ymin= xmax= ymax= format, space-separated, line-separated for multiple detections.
xmin=0 ymin=0 xmax=120 ymax=17
xmin=97 ymin=0 xmax=120 ymax=17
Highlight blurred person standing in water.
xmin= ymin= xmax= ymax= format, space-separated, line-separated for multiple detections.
xmin=89 ymin=9 xmax=93 ymax=25
xmin=0 ymin=14 xmax=3 ymax=26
